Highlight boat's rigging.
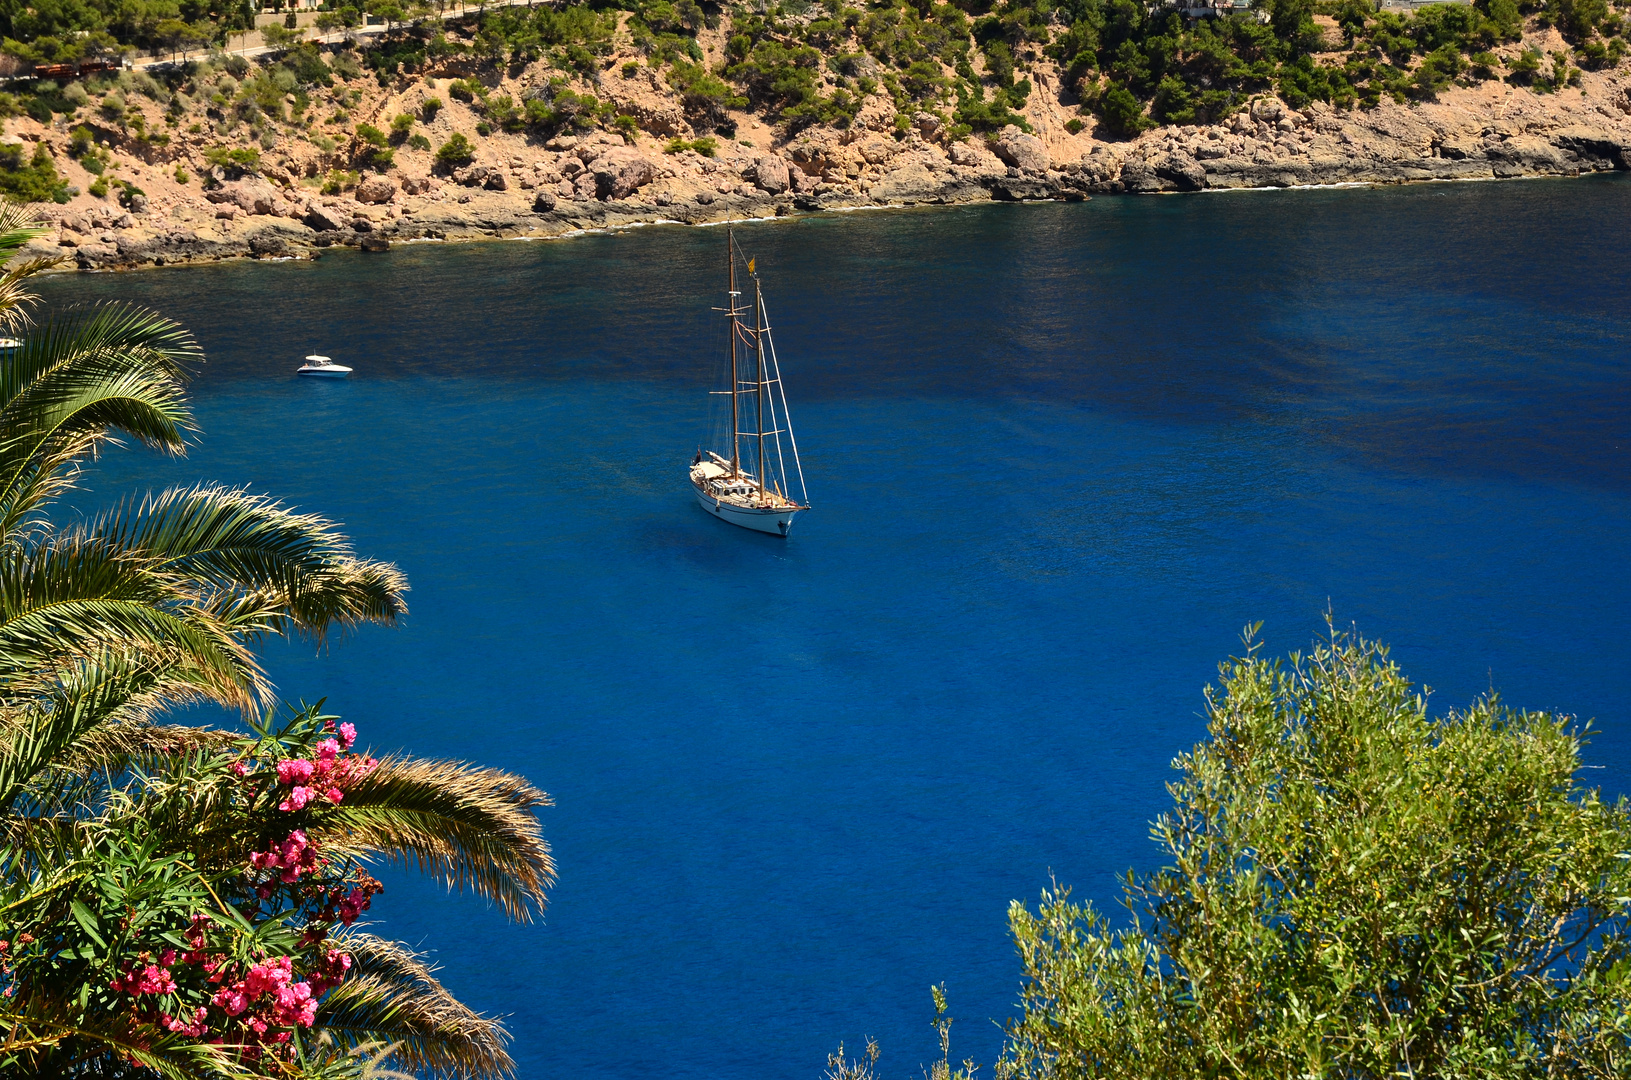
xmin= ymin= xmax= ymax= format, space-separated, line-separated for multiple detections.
xmin=690 ymin=223 xmax=809 ymax=535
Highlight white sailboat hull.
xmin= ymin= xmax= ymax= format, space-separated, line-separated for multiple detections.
xmin=692 ymin=484 xmax=803 ymax=535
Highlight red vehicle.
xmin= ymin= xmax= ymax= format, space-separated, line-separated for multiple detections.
xmin=31 ymin=58 xmax=120 ymax=79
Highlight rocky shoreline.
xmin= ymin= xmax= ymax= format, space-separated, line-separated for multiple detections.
xmin=18 ymin=66 xmax=1631 ymax=272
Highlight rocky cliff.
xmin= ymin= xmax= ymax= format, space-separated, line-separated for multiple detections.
xmin=11 ymin=17 xmax=1631 ymax=271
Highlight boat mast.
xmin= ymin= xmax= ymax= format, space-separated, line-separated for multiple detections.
xmin=728 ymin=228 xmax=741 ymax=477
xmin=753 ymin=274 xmax=767 ymax=499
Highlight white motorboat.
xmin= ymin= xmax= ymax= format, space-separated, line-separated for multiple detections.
xmin=0 ymin=337 xmax=22 ymax=353
xmin=297 ymin=354 xmax=352 ymax=378
xmin=688 ymin=229 xmax=809 ymax=537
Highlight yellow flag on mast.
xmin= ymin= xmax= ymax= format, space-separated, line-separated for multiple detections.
xmin=748 ymin=258 xmax=756 ymax=275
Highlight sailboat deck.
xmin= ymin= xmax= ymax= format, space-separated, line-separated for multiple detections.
xmin=691 ymin=463 xmax=801 ymax=510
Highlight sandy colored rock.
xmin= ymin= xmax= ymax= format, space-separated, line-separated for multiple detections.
xmin=207 ymin=179 xmax=280 ymax=216
xmin=590 ymin=147 xmax=656 ymax=199
xmin=304 ymin=204 xmax=347 ymax=232
xmin=356 ymin=175 xmax=397 ymax=204
xmin=992 ymin=126 xmax=1050 ymax=174
xmin=751 ymin=154 xmax=790 ymax=194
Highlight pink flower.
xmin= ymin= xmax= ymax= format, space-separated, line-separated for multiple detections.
xmin=278 ymin=786 xmax=313 ymax=812
xmin=325 ymin=787 xmax=344 ymax=804
xmin=161 ymin=1006 xmax=209 ymax=1037
xmin=115 ymin=963 xmax=177 ymax=996
xmin=338 ymin=723 xmax=356 ymax=750
xmin=230 ymin=761 xmax=250 ymax=777
xmin=211 ymin=986 xmax=248 ymax=1015
xmin=315 ymin=738 xmax=340 ymax=761
xmin=276 ymin=759 xmax=314 ymax=785
xmin=159 ymin=948 xmax=176 ymax=967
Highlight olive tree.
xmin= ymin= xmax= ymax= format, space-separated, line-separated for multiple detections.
xmin=1001 ymin=624 xmax=1631 ymax=1080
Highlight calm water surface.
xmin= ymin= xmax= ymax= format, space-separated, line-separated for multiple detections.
xmin=39 ymin=178 xmax=1631 ymax=1080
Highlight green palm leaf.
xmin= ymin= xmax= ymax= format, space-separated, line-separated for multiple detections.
xmin=0 ymin=647 xmax=225 ymax=809
xmin=0 ymin=533 xmax=265 ymax=709
xmin=92 ymin=484 xmax=409 ymax=640
xmin=317 ymin=932 xmax=514 ymax=1079
xmin=0 ymin=302 xmax=200 ymax=539
xmin=318 ymin=755 xmax=555 ymax=922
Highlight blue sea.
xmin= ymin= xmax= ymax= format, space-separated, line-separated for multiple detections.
xmin=39 ymin=177 xmax=1631 ymax=1080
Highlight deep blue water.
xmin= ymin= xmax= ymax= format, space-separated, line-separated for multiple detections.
xmin=38 ymin=177 xmax=1631 ymax=1080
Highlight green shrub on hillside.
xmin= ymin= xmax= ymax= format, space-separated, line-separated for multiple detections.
xmin=202 ymin=145 xmax=261 ymax=175
xmin=0 ymin=141 xmax=70 ymax=202
xmin=1001 ymin=625 xmax=1631 ymax=1080
xmin=434 ymin=132 xmax=474 ymax=168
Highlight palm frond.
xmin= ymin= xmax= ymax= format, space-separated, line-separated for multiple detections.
xmin=0 ymin=257 xmax=63 ymax=336
xmin=91 ymin=484 xmax=409 ymax=640
xmin=0 ymin=992 xmax=253 ymax=1080
xmin=317 ymin=932 xmax=514 ymax=1080
xmin=57 ymin=718 xmax=240 ymax=774
xmin=0 ymin=533 xmax=266 ymax=711
xmin=318 ymin=755 xmax=554 ymax=922
xmin=11 ymin=718 xmax=239 ymax=819
xmin=0 ymin=205 xmax=55 ymax=333
xmin=0 ymin=302 xmax=200 ymax=538
xmin=0 ymin=202 xmax=51 ymax=261
xmin=0 ymin=643 xmax=238 ymax=810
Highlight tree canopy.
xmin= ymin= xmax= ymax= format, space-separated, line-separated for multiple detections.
xmin=1001 ymin=624 xmax=1631 ymax=1079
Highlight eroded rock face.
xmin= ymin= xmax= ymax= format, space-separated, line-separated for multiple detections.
xmin=206 ymin=179 xmax=280 ymax=216
xmin=870 ymin=162 xmax=938 ymax=202
xmin=303 ymin=204 xmax=347 ymax=232
xmin=751 ymin=153 xmax=790 ymax=194
xmin=991 ymin=126 xmax=1050 ymax=174
xmin=590 ymin=148 xmax=656 ymax=199
xmin=356 ymin=175 xmax=397 ymax=204
xmin=533 ymin=190 xmax=557 ymax=212
xmin=452 ymin=164 xmax=491 ymax=187
xmin=401 ymin=175 xmax=435 ymax=195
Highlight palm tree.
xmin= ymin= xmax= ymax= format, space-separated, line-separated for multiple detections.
xmin=0 ymin=203 xmax=553 ymax=1078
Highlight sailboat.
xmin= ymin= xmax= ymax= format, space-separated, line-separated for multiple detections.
xmin=689 ymin=229 xmax=809 ymax=536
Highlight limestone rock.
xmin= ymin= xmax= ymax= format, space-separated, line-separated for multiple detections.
xmin=401 ymin=175 xmax=435 ymax=195
xmin=303 ymin=204 xmax=347 ymax=232
xmin=751 ymin=153 xmax=790 ymax=194
xmin=359 ymin=233 xmax=389 ymax=252
xmin=533 ymin=190 xmax=557 ymax=213
xmin=590 ymin=148 xmax=656 ymax=199
xmin=75 ymin=241 xmax=118 ymax=267
xmin=991 ymin=126 xmax=1050 ymax=173
xmin=856 ymin=137 xmax=896 ymax=165
xmin=207 ymin=180 xmax=280 ymax=216
xmin=356 ymin=175 xmax=397 ymax=204
xmin=870 ymin=162 xmax=939 ymax=202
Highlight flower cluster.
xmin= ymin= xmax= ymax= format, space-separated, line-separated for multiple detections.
xmin=323 ymin=870 xmax=384 ymax=928
xmin=95 ymin=717 xmax=383 ymax=1063
xmin=248 ymin=829 xmax=318 ymax=885
xmin=274 ymin=723 xmax=374 ymax=813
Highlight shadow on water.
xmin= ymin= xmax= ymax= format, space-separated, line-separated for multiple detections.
xmin=38 ymin=176 xmax=1631 ymax=492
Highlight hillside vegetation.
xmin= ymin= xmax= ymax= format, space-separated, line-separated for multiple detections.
xmin=0 ymin=0 xmax=1627 ymax=266
xmin=2 ymin=0 xmax=1629 ymax=169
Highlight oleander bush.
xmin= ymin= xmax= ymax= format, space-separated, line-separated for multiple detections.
xmin=0 ymin=206 xmax=554 ymax=1080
